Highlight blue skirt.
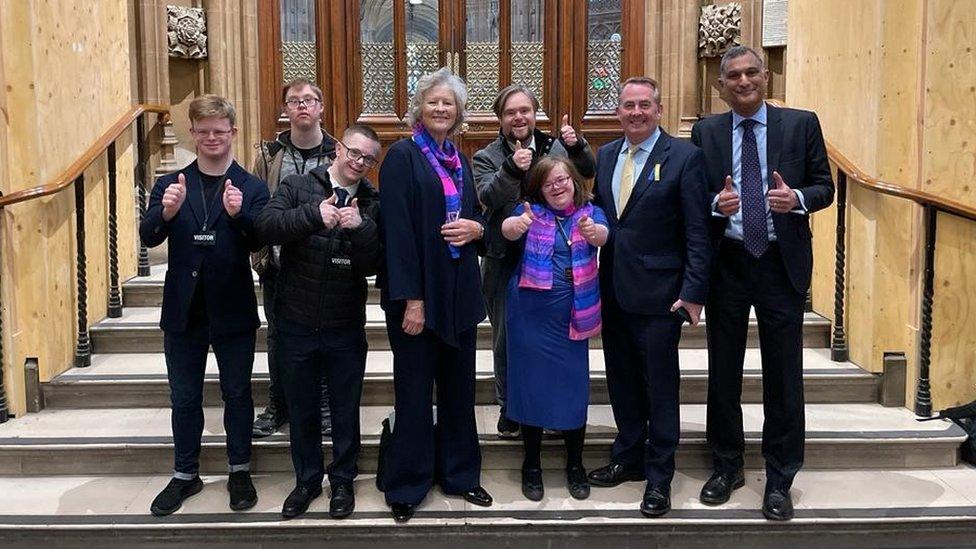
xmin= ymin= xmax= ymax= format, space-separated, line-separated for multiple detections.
xmin=505 ymin=269 xmax=589 ymax=430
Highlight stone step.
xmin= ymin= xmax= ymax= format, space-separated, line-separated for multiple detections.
xmin=1 ymin=467 xmax=975 ymax=547
xmin=88 ymin=306 xmax=833 ymax=353
xmin=121 ymin=265 xmax=381 ymax=307
xmin=0 ymin=404 xmax=964 ymax=475
xmin=43 ymin=349 xmax=877 ymax=408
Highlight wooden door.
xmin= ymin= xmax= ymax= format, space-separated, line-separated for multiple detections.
xmin=259 ymin=0 xmax=645 ymax=169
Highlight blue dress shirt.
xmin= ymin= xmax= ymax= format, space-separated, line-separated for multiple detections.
xmin=612 ymin=127 xmax=661 ymax=209
xmin=715 ymin=102 xmax=806 ymax=241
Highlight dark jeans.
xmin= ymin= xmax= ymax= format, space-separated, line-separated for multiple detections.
xmin=482 ymin=257 xmax=515 ymax=409
xmin=277 ymin=317 xmax=367 ymax=488
xmin=261 ymin=269 xmax=285 ymax=412
xmin=164 ymin=324 xmax=255 ymax=476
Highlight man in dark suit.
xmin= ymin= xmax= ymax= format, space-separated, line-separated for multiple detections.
xmin=691 ymin=46 xmax=834 ymax=521
xmin=588 ymin=77 xmax=712 ymax=517
xmin=140 ymin=95 xmax=270 ymax=517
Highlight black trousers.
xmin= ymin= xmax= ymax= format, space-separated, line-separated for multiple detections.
xmin=164 ymin=324 xmax=255 ymax=475
xmin=262 ymin=269 xmax=331 ymax=423
xmin=277 ymin=317 xmax=366 ymax=489
xmin=706 ymin=240 xmax=806 ymax=491
xmin=602 ymin=298 xmax=683 ymax=488
xmin=381 ymin=317 xmax=481 ymax=505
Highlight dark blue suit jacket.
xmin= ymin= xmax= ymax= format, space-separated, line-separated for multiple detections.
xmin=378 ymin=138 xmax=487 ymax=347
xmin=690 ymin=103 xmax=834 ymax=293
xmin=593 ymin=130 xmax=712 ymax=315
xmin=139 ymin=160 xmax=270 ymax=335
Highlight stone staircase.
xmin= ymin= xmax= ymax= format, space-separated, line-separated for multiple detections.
xmin=1 ymin=265 xmax=974 ymax=547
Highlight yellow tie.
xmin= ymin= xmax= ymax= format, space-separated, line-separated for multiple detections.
xmin=618 ymin=145 xmax=639 ymax=213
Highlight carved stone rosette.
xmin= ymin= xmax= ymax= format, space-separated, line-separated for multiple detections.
xmin=699 ymin=3 xmax=742 ymax=58
xmin=167 ymin=6 xmax=208 ymax=59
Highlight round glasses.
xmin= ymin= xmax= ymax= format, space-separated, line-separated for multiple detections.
xmin=542 ymin=175 xmax=573 ymax=191
xmin=341 ymin=143 xmax=379 ymax=168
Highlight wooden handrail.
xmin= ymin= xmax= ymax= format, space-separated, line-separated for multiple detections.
xmin=0 ymin=104 xmax=170 ymax=209
xmin=767 ymin=99 xmax=976 ymax=221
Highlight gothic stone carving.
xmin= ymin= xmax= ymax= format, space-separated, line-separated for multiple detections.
xmin=167 ymin=6 xmax=207 ymax=59
xmin=699 ymin=3 xmax=741 ymax=58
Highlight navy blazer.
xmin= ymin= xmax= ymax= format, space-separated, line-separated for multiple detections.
xmin=593 ymin=130 xmax=712 ymax=315
xmin=139 ymin=160 xmax=270 ymax=335
xmin=690 ymin=103 xmax=835 ymax=293
xmin=378 ymin=138 xmax=487 ymax=347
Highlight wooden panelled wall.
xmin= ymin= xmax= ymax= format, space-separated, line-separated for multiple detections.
xmin=787 ymin=0 xmax=976 ymax=409
xmin=0 ymin=1 xmax=136 ymax=416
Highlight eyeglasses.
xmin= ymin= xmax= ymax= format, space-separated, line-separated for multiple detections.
xmin=190 ymin=128 xmax=233 ymax=138
xmin=340 ymin=142 xmax=379 ymax=168
xmin=542 ymin=175 xmax=573 ymax=191
xmin=285 ymin=97 xmax=322 ymax=108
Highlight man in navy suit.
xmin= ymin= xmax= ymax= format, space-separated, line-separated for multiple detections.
xmin=588 ymin=77 xmax=712 ymax=517
xmin=691 ymin=46 xmax=834 ymax=521
xmin=140 ymin=95 xmax=270 ymax=517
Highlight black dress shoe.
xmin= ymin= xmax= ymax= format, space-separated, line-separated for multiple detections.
xmin=329 ymin=484 xmax=355 ymax=518
xmin=566 ymin=466 xmax=590 ymax=500
xmin=640 ymin=485 xmax=671 ymax=518
xmin=587 ymin=462 xmax=644 ymax=487
xmin=699 ymin=469 xmax=745 ymax=505
xmin=227 ymin=471 xmax=257 ymax=511
xmin=762 ymin=489 xmax=794 ymax=521
xmin=150 ymin=476 xmax=203 ymax=516
xmin=391 ymin=502 xmax=415 ymax=523
xmin=521 ymin=468 xmax=544 ymax=501
xmin=462 ymin=486 xmax=493 ymax=507
xmin=281 ymin=484 xmax=322 ymax=519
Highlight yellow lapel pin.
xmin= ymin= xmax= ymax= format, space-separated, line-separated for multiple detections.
xmin=653 ymin=163 xmax=661 ymax=182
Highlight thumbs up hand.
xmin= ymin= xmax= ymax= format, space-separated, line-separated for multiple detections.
xmin=222 ymin=179 xmax=243 ymax=218
xmin=578 ymin=213 xmax=608 ymax=246
xmin=338 ymin=197 xmax=363 ymax=229
xmin=767 ymin=170 xmax=798 ymax=213
xmin=320 ymin=193 xmax=340 ymax=229
xmin=559 ymin=114 xmax=579 ymax=147
xmin=717 ymin=175 xmax=740 ymax=216
xmin=502 ymin=201 xmax=535 ymax=240
xmin=161 ymin=173 xmax=187 ymax=221
xmin=512 ymin=139 xmax=533 ymax=172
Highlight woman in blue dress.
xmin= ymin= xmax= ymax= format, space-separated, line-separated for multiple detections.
xmin=501 ymin=156 xmax=608 ymax=501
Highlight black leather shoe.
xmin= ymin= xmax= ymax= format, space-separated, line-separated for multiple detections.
xmin=762 ymin=489 xmax=794 ymax=521
xmin=227 ymin=471 xmax=257 ymax=511
xmin=391 ymin=502 xmax=415 ymax=523
xmin=699 ymin=469 xmax=745 ymax=505
xmin=497 ymin=413 xmax=521 ymax=440
xmin=329 ymin=484 xmax=355 ymax=519
xmin=150 ymin=476 xmax=203 ymax=516
xmin=587 ymin=462 xmax=644 ymax=487
xmin=462 ymin=486 xmax=493 ymax=507
xmin=640 ymin=485 xmax=671 ymax=518
xmin=521 ymin=468 xmax=544 ymax=501
xmin=252 ymin=404 xmax=287 ymax=438
xmin=566 ymin=466 xmax=590 ymax=500
xmin=281 ymin=484 xmax=322 ymax=519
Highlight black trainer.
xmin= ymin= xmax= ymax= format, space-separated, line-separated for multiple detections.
xmin=253 ymin=403 xmax=287 ymax=438
xmin=228 ymin=470 xmax=257 ymax=511
xmin=150 ymin=476 xmax=203 ymax=516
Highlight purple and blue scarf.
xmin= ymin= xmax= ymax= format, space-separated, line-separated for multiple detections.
xmin=413 ymin=124 xmax=463 ymax=259
xmin=518 ymin=202 xmax=602 ymax=340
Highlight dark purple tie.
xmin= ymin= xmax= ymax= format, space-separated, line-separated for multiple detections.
xmin=739 ymin=119 xmax=768 ymax=258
